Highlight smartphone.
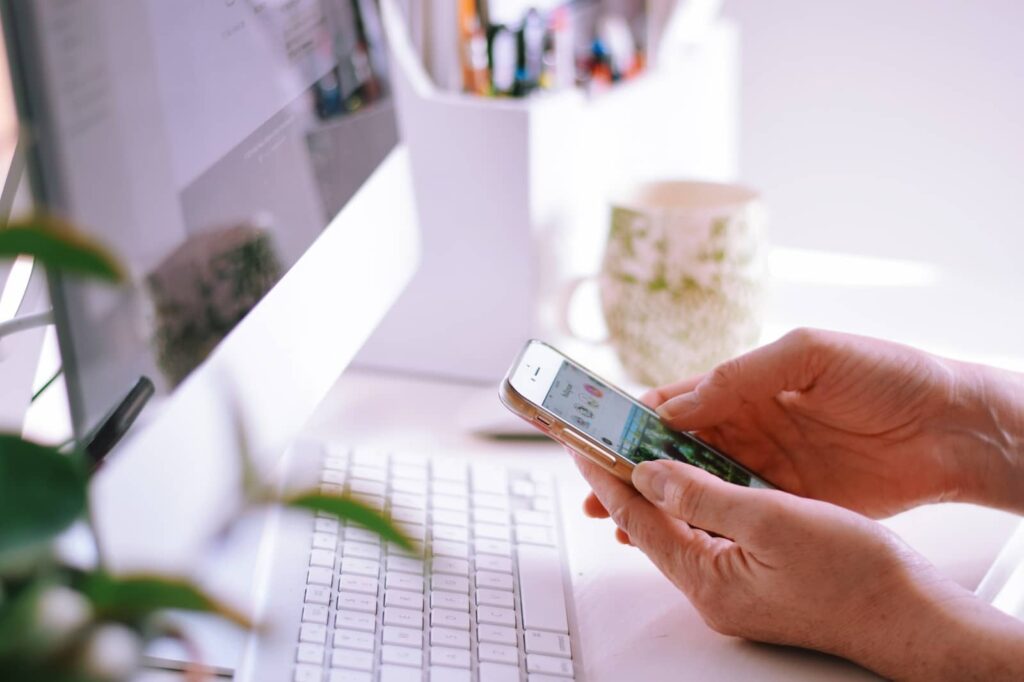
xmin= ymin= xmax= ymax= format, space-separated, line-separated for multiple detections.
xmin=500 ymin=339 xmax=775 ymax=489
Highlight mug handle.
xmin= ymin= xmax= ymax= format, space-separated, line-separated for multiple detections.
xmin=557 ymin=275 xmax=610 ymax=345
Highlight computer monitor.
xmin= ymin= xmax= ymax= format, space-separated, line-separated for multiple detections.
xmin=3 ymin=0 xmax=419 ymax=569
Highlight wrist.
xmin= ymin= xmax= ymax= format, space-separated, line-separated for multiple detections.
xmin=842 ymin=575 xmax=1024 ymax=681
xmin=936 ymin=359 xmax=1024 ymax=513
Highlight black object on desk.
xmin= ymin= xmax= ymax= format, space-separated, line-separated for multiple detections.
xmin=85 ymin=376 xmax=155 ymax=470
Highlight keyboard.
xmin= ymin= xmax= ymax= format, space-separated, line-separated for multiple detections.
xmin=292 ymin=445 xmax=578 ymax=682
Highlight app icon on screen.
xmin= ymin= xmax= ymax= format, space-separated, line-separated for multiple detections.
xmin=584 ymin=384 xmax=604 ymax=398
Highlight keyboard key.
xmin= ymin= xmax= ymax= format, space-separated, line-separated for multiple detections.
xmin=307 ymin=567 xmax=333 ymax=587
xmin=430 ymin=667 xmax=471 ymax=682
xmin=528 ymin=674 xmax=573 ymax=682
xmin=432 ymin=510 xmax=469 ymax=527
xmin=322 ymin=470 xmax=347 ymax=485
xmin=303 ymin=604 xmax=329 ymax=625
xmin=344 ymin=528 xmax=381 ymax=546
xmin=352 ymin=450 xmax=388 ymax=468
xmin=511 ymin=480 xmax=535 ymax=497
xmin=472 ymin=493 xmax=508 ymax=510
xmin=331 ymin=648 xmax=373 ymax=671
xmin=386 ymin=572 xmax=425 ymax=593
xmin=477 ymin=624 xmax=517 ymax=646
xmin=385 ymin=590 xmax=424 ymax=611
xmin=388 ymin=555 xmax=425 ymax=575
xmin=431 ymin=627 xmax=470 ymax=649
xmin=383 ymin=607 xmax=423 ymax=629
xmin=395 ymin=522 xmax=427 ymax=543
xmin=475 ymin=539 xmax=511 ymax=557
xmin=343 ymin=542 xmax=380 ymax=560
xmin=391 ymin=478 xmax=427 ymax=495
xmin=431 ymin=557 xmax=469 ymax=576
xmin=431 ymin=646 xmax=471 ymax=668
xmin=514 ymin=510 xmax=553 ymax=528
xmin=350 ymin=466 xmax=387 ymax=483
xmin=476 ymin=606 xmax=516 ymax=627
xmin=473 ymin=509 xmax=508 ymax=525
xmin=328 ymin=670 xmax=371 ymax=682
xmin=382 ymin=625 xmax=423 ymax=648
xmin=337 ymin=592 xmax=377 ymax=614
xmin=431 ymin=608 xmax=470 ymax=630
xmin=518 ymin=546 xmax=569 ymax=633
xmin=525 ymin=631 xmax=571 ymax=657
xmin=392 ymin=493 xmax=427 ymax=510
xmin=472 ymin=467 xmax=507 ymax=494
xmin=340 ymin=558 xmax=379 ymax=577
xmin=533 ymin=497 xmax=553 ymax=512
xmin=338 ymin=574 xmax=378 ymax=595
xmin=312 ymin=532 xmax=338 ymax=551
xmin=527 ymin=654 xmax=574 ymax=677
xmin=431 ymin=574 xmax=469 ymax=594
xmin=305 ymin=586 xmax=331 ymax=605
xmin=478 ymin=663 xmax=519 ymax=682
xmin=433 ymin=525 xmax=469 ymax=543
xmin=323 ymin=453 xmax=347 ymax=470
xmin=478 ymin=642 xmax=519 ymax=665
xmin=390 ymin=507 xmax=427 ymax=525
xmin=321 ymin=484 xmax=344 ymax=497
xmin=315 ymin=517 xmax=341 ymax=534
xmin=335 ymin=611 xmax=375 ymax=633
xmin=476 ymin=556 xmax=512 ymax=574
xmin=431 ymin=591 xmax=469 ymax=611
xmin=432 ymin=480 xmax=466 ymax=497
xmin=294 ymin=663 xmax=322 ymax=682
xmin=334 ymin=629 xmax=374 ymax=651
xmin=476 ymin=589 xmax=514 ymax=609
xmin=516 ymin=526 xmax=554 ymax=546
xmin=297 ymin=643 xmax=325 ymax=664
xmin=475 ymin=571 xmax=513 ymax=591
xmin=473 ymin=523 xmax=509 ymax=540
xmin=300 ymin=623 xmax=328 ymax=645
xmin=381 ymin=645 xmax=422 ymax=667
xmin=432 ymin=495 xmax=468 ymax=512
xmin=352 ymin=495 xmax=385 ymax=511
xmin=431 ymin=541 xmax=469 ymax=559
xmin=349 ymin=480 xmax=386 ymax=497
xmin=379 ymin=665 xmax=421 ymax=682
xmin=392 ymin=464 xmax=427 ymax=481
xmin=310 ymin=550 xmax=335 ymax=568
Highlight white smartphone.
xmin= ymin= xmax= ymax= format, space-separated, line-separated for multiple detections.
xmin=500 ymin=339 xmax=775 ymax=489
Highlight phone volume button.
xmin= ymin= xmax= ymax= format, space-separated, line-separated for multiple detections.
xmin=561 ymin=429 xmax=617 ymax=468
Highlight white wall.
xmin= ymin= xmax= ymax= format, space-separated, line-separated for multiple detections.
xmin=722 ymin=1 xmax=1024 ymax=286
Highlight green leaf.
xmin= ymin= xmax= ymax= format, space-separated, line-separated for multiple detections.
xmin=0 ymin=216 xmax=124 ymax=283
xmin=0 ymin=436 xmax=87 ymax=555
xmin=79 ymin=572 xmax=252 ymax=629
xmin=286 ymin=493 xmax=415 ymax=552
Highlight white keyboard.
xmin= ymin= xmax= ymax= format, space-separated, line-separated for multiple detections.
xmin=293 ymin=446 xmax=577 ymax=682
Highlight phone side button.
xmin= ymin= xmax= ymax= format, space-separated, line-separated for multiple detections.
xmin=560 ymin=430 xmax=617 ymax=468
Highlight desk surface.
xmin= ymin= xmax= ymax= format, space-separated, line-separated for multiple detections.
xmin=286 ymin=366 xmax=1020 ymax=682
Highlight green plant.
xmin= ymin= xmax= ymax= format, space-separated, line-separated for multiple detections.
xmin=0 ymin=216 xmax=411 ymax=681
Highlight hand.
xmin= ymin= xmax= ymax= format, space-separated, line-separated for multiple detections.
xmin=645 ymin=328 xmax=1024 ymax=518
xmin=576 ymin=455 xmax=1024 ymax=680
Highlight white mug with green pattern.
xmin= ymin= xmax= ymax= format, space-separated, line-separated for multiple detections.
xmin=578 ymin=180 xmax=766 ymax=386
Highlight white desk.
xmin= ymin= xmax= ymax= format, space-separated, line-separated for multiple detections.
xmin=284 ymin=365 xmax=1019 ymax=681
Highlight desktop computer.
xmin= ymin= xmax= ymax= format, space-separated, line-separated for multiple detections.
xmin=3 ymin=2 xmax=580 ymax=681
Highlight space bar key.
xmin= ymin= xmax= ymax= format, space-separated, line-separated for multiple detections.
xmin=517 ymin=545 xmax=569 ymax=633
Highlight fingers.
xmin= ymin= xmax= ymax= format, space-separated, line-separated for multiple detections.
xmin=656 ymin=328 xmax=830 ymax=429
xmin=571 ymin=454 xmax=713 ymax=584
xmin=632 ymin=459 xmax=784 ymax=546
xmin=582 ymin=492 xmax=610 ymax=518
xmin=640 ymin=373 xmax=706 ymax=410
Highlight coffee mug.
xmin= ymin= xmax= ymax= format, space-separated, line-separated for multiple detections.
xmin=562 ymin=180 xmax=766 ymax=386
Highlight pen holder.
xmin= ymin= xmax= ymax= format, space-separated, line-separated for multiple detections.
xmin=358 ymin=0 xmax=740 ymax=383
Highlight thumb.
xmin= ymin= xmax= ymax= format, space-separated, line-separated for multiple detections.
xmin=655 ymin=328 xmax=827 ymax=429
xmin=632 ymin=459 xmax=781 ymax=544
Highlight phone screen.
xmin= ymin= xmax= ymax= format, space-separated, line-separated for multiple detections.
xmin=541 ymin=360 xmax=772 ymax=488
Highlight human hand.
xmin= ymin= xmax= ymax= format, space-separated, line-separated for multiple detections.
xmin=576 ymin=455 xmax=1024 ymax=680
xmin=641 ymin=328 xmax=1024 ymax=518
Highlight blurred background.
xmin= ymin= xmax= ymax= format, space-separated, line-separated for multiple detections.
xmin=725 ymin=0 xmax=1024 ymax=286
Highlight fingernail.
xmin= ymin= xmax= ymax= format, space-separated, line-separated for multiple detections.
xmin=632 ymin=461 xmax=668 ymax=503
xmin=656 ymin=392 xmax=699 ymax=420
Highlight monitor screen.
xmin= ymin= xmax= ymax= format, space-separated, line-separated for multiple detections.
xmin=6 ymin=0 xmax=398 ymax=435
